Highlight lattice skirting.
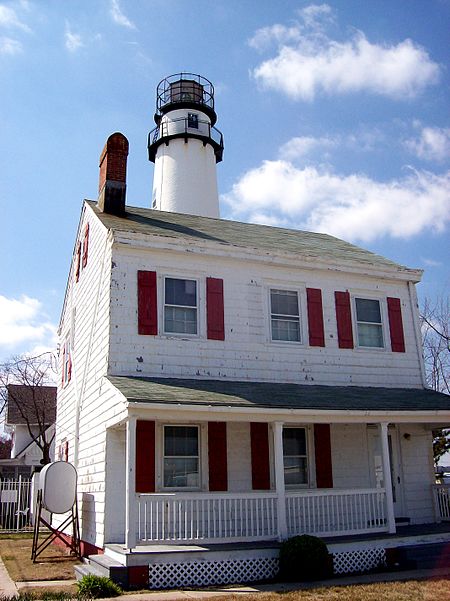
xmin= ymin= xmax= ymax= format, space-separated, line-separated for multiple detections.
xmin=149 ymin=557 xmax=279 ymax=589
xmin=333 ymin=547 xmax=386 ymax=575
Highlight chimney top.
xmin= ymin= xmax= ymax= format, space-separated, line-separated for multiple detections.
xmin=97 ymin=132 xmax=129 ymax=216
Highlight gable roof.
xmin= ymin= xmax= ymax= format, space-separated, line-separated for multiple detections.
xmin=6 ymin=385 xmax=57 ymax=426
xmin=108 ymin=375 xmax=450 ymax=413
xmin=85 ymin=201 xmax=421 ymax=277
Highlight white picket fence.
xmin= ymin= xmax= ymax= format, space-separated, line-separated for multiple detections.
xmin=433 ymin=484 xmax=450 ymax=521
xmin=0 ymin=477 xmax=32 ymax=532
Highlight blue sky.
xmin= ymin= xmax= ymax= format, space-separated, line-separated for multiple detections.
xmin=1 ymin=0 xmax=449 ymax=360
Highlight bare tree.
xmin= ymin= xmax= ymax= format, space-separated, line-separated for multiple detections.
xmin=0 ymin=352 xmax=57 ymax=465
xmin=421 ymin=295 xmax=450 ymax=464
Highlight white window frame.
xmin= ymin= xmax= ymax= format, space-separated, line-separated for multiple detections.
xmin=352 ymin=295 xmax=386 ymax=350
xmin=282 ymin=425 xmax=311 ymax=489
xmin=268 ymin=288 xmax=303 ymax=344
xmin=162 ymin=275 xmax=200 ymax=337
xmin=157 ymin=423 xmax=207 ymax=492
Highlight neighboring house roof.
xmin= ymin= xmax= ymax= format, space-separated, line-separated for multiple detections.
xmin=6 ymin=385 xmax=57 ymax=426
xmin=85 ymin=201 xmax=421 ymax=278
xmin=108 ymin=375 xmax=450 ymax=413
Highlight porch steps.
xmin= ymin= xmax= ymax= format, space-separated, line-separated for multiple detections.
xmin=393 ymin=542 xmax=450 ymax=571
xmin=74 ymin=555 xmax=129 ymax=589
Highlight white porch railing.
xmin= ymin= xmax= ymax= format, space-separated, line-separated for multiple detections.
xmin=137 ymin=488 xmax=387 ymax=543
xmin=0 ymin=477 xmax=32 ymax=532
xmin=433 ymin=484 xmax=450 ymax=521
xmin=286 ymin=488 xmax=386 ymax=537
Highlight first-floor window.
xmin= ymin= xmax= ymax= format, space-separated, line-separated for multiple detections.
xmin=355 ymin=298 xmax=383 ymax=348
xmin=283 ymin=427 xmax=308 ymax=487
xmin=163 ymin=425 xmax=200 ymax=488
xmin=270 ymin=289 xmax=300 ymax=342
xmin=164 ymin=277 xmax=198 ymax=334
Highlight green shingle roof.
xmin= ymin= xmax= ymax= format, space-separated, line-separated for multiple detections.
xmin=108 ymin=375 xmax=450 ymax=412
xmin=86 ymin=201 xmax=419 ymax=275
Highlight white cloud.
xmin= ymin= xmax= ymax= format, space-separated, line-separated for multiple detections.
xmin=110 ymin=0 xmax=136 ymax=30
xmin=250 ymin=6 xmax=440 ymax=101
xmin=0 ymin=295 xmax=57 ymax=351
xmin=405 ymin=126 xmax=450 ymax=163
xmin=279 ymin=135 xmax=337 ymax=160
xmin=0 ymin=4 xmax=30 ymax=32
xmin=65 ymin=23 xmax=84 ymax=52
xmin=296 ymin=3 xmax=334 ymax=29
xmin=421 ymin=258 xmax=443 ymax=267
xmin=0 ymin=36 xmax=21 ymax=55
xmin=222 ymin=154 xmax=450 ymax=243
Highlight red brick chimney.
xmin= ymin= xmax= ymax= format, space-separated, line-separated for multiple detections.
xmin=97 ymin=132 xmax=129 ymax=215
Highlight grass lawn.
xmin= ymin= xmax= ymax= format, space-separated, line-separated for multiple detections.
xmin=203 ymin=580 xmax=450 ymax=600
xmin=0 ymin=533 xmax=81 ymax=587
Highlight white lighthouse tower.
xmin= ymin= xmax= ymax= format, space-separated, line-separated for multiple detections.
xmin=148 ymin=73 xmax=224 ymax=218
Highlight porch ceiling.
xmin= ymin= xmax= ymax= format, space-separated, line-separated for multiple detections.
xmin=108 ymin=375 xmax=449 ymax=416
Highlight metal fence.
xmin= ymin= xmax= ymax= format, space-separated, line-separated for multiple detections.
xmin=0 ymin=477 xmax=32 ymax=532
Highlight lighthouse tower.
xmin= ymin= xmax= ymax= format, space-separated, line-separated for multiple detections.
xmin=148 ymin=73 xmax=224 ymax=218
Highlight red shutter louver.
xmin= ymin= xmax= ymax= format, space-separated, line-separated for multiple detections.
xmin=250 ymin=423 xmax=271 ymax=490
xmin=208 ymin=422 xmax=228 ymax=491
xmin=314 ymin=424 xmax=333 ymax=488
xmin=206 ymin=277 xmax=225 ymax=340
xmin=335 ymin=291 xmax=354 ymax=349
xmin=82 ymin=223 xmax=89 ymax=268
xmin=75 ymin=242 xmax=82 ymax=282
xmin=387 ymin=297 xmax=406 ymax=353
xmin=135 ymin=420 xmax=155 ymax=493
xmin=306 ymin=288 xmax=325 ymax=347
xmin=138 ymin=271 xmax=158 ymax=335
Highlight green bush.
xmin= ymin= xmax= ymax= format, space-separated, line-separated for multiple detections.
xmin=279 ymin=534 xmax=333 ymax=581
xmin=76 ymin=574 xmax=122 ymax=598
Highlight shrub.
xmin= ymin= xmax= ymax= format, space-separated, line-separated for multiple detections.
xmin=279 ymin=534 xmax=333 ymax=581
xmin=76 ymin=574 xmax=122 ymax=598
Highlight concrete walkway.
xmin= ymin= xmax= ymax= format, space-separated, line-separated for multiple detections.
xmin=0 ymin=557 xmax=18 ymax=596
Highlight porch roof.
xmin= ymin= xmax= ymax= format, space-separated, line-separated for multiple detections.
xmin=108 ymin=375 xmax=450 ymax=413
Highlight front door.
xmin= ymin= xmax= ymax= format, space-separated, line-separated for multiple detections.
xmin=368 ymin=426 xmax=405 ymax=517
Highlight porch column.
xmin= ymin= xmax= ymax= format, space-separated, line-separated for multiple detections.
xmin=125 ymin=416 xmax=137 ymax=549
xmin=273 ymin=421 xmax=288 ymax=540
xmin=379 ymin=422 xmax=396 ymax=534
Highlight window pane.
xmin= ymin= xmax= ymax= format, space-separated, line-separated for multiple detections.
xmin=358 ymin=323 xmax=383 ymax=347
xmin=284 ymin=457 xmax=308 ymax=486
xmin=164 ymin=457 xmax=199 ymax=488
xmin=165 ymin=278 xmax=197 ymax=307
xmin=272 ymin=318 xmax=300 ymax=342
xmin=165 ymin=306 xmax=197 ymax=334
xmin=271 ymin=290 xmax=299 ymax=317
xmin=283 ymin=428 xmax=306 ymax=455
xmin=164 ymin=426 xmax=198 ymax=456
xmin=356 ymin=298 xmax=381 ymax=323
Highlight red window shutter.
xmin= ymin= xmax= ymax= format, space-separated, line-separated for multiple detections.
xmin=135 ymin=420 xmax=155 ymax=493
xmin=75 ymin=242 xmax=81 ymax=282
xmin=206 ymin=277 xmax=225 ymax=340
xmin=387 ymin=297 xmax=406 ymax=352
xmin=64 ymin=440 xmax=69 ymax=462
xmin=67 ymin=354 xmax=72 ymax=382
xmin=138 ymin=271 xmax=157 ymax=335
xmin=208 ymin=422 xmax=228 ymax=491
xmin=314 ymin=424 xmax=333 ymax=488
xmin=335 ymin=291 xmax=354 ymax=349
xmin=61 ymin=347 xmax=66 ymax=386
xmin=250 ymin=423 xmax=271 ymax=490
xmin=306 ymin=288 xmax=325 ymax=347
xmin=82 ymin=223 xmax=89 ymax=268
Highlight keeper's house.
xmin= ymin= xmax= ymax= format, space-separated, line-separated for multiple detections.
xmin=56 ymin=73 xmax=450 ymax=589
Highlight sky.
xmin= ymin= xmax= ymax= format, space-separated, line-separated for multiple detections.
xmin=1 ymin=0 xmax=449 ymax=362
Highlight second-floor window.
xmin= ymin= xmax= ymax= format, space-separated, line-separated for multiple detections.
xmin=164 ymin=277 xmax=198 ymax=335
xmin=355 ymin=298 xmax=384 ymax=348
xmin=270 ymin=289 xmax=300 ymax=342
